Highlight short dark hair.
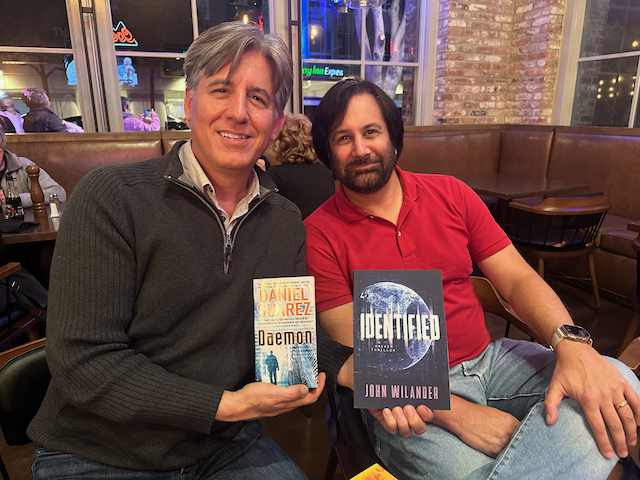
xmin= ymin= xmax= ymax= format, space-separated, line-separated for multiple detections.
xmin=311 ymin=78 xmax=403 ymax=168
xmin=121 ymin=96 xmax=130 ymax=112
xmin=22 ymin=88 xmax=49 ymax=109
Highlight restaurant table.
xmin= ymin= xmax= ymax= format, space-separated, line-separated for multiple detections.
xmin=1 ymin=203 xmax=65 ymax=245
xmin=460 ymin=173 xmax=589 ymax=223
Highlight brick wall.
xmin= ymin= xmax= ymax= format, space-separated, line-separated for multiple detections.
xmin=434 ymin=0 xmax=566 ymax=124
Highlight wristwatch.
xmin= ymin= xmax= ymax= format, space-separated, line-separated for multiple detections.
xmin=549 ymin=325 xmax=593 ymax=351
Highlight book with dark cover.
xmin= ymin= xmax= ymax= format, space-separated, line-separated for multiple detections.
xmin=353 ymin=270 xmax=450 ymax=410
xmin=254 ymin=276 xmax=318 ymax=388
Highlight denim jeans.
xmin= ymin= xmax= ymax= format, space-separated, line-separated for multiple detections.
xmin=32 ymin=420 xmax=306 ymax=479
xmin=364 ymin=338 xmax=640 ymax=480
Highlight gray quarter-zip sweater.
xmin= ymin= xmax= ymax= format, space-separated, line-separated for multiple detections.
xmin=27 ymin=141 xmax=349 ymax=470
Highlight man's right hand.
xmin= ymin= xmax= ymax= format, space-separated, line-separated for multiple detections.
xmin=432 ymin=397 xmax=520 ymax=458
xmin=369 ymin=404 xmax=434 ymax=437
xmin=215 ymin=372 xmax=326 ymax=422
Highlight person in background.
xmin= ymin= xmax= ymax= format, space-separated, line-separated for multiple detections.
xmin=26 ymin=22 xmax=345 ymax=480
xmin=0 ymin=95 xmax=25 ymax=133
xmin=0 ymin=126 xmax=66 ymax=207
xmin=121 ymin=96 xmax=160 ymax=132
xmin=265 ymin=113 xmax=335 ymax=219
xmin=22 ymin=89 xmax=66 ymax=133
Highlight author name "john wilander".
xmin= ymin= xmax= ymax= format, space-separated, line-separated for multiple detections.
xmin=363 ymin=383 xmax=439 ymax=399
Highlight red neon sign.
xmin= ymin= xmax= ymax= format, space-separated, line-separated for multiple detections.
xmin=113 ymin=21 xmax=138 ymax=47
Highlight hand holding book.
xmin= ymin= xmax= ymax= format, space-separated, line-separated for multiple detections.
xmin=215 ymin=372 xmax=326 ymax=422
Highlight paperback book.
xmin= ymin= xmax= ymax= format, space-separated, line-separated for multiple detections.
xmin=254 ymin=276 xmax=318 ymax=388
xmin=353 ymin=270 xmax=450 ymax=410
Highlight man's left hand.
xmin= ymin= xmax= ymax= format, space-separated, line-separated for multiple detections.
xmin=544 ymin=341 xmax=640 ymax=459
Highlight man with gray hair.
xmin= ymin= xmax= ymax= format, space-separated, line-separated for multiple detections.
xmin=28 ymin=22 xmax=334 ymax=479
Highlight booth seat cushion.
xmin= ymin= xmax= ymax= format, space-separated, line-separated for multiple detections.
xmin=498 ymin=126 xmax=554 ymax=177
xmin=161 ymin=131 xmax=191 ymax=155
xmin=5 ymin=132 xmax=163 ymax=197
xmin=398 ymin=128 xmax=500 ymax=177
xmin=598 ymin=214 xmax=639 ymax=259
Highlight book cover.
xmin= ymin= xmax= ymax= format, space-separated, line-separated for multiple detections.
xmin=254 ymin=276 xmax=318 ymax=388
xmin=350 ymin=463 xmax=398 ymax=480
xmin=353 ymin=270 xmax=450 ymax=410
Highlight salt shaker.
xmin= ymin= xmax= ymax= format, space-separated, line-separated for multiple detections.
xmin=49 ymin=193 xmax=61 ymax=218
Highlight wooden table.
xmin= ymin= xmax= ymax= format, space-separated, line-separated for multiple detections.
xmin=461 ymin=173 xmax=589 ymax=201
xmin=2 ymin=203 xmax=65 ymax=245
xmin=461 ymin=173 xmax=589 ymax=223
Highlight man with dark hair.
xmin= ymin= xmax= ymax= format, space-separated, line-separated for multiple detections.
xmin=306 ymin=77 xmax=640 ymax=479
xmin=27 ymin=22 xmax=338 ymax=479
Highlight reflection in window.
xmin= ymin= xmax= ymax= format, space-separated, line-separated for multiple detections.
xmin=571 ymin=57 xmax=638 ymax=127
xmin=581 ymin=0 xmax=640 ymax=57
xmin=111 ymin=0 xmax=193 ymax=53
xmin=0 ymin=53 xmax=81 ymax=128
xmin=302 ymin=0 xmax=420 ymax=123
xmin=0 ymin=1 xmax=70 ymax=49
xmin=117 ymin=56 xmax=188 ymax=131
xmin=197 ymin=0 xmax=269 ymax=34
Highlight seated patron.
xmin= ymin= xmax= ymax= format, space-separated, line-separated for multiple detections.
xmin=0 ymin=95 xmax=24 ymax=133
xmin=22 ymin=89 xmax=67 ymax=133
xmin=305 ymin=78 xmax=640 ymax=480
xmin=121 ymin=96 xmax=160 ymax=132
xmin=0 ymin=127 xmax=66 ymax=207
xmin=265 ymin=113 xmax=335 ymax=219
xmin=26 ymin=22 xmax=343 ymax=480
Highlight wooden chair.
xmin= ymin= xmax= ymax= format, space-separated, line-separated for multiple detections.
xmin=324 ymin=277 xmax=542 ymax=479
xmin=0 ymin=338 xmax=49 ymax=480
xmin=0 ymin=262 xmax=44 ymax=352
xmin=506 ymin=194 xmax=611 ymax=312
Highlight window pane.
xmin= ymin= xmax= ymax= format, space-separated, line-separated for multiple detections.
xmin=302 ymin=64 xmax=415 ymax=124
xmin=0 ymin=52 xmax=81 ymax=127
xmin=111 ymin=0 xmax=193 ymax=53
xmin=571 ymin=57 xmax=637 ymax=127
xmin=580 ymin=0 xmax=640 ymax=56
xmin=197 ymin=0 xmax=270 ymax=34
xmin=365 ymin=0 xmax=419 ymax=63
xmin=0 ymin=1 xmax=70 ymax=48
xmin=117 ymin=56 xmax=188 ymax=131
xmin=303 ymin=0 xmax=360 ymax=60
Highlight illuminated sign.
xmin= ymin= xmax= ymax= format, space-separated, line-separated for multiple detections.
xmin=113 ymin=21 xmax=138 ymax=47
xmin=302 ymin=65 xmax=344 ymax=78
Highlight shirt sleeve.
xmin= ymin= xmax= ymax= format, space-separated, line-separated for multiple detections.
xmin=456 ymin=179 xmax=511 ymax=263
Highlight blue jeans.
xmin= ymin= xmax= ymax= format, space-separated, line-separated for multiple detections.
xmin=32 ymin=420 xmax=306 ymax=479
xmin=364 ymin=338 xmax=640 ymax=480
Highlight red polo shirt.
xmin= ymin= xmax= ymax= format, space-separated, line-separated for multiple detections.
xmin=304 ymin=168 xmax=511 ymax=368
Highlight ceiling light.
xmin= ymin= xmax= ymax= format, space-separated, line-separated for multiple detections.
xmin=343 ymin=0 xmax=386 ymax=8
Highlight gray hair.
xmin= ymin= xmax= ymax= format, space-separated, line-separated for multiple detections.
xmin=184 ymin=22 xmax=293 ymax=113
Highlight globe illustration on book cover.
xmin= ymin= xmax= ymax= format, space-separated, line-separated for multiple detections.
xmin=358 ymin=281 xmax=432 ymax=372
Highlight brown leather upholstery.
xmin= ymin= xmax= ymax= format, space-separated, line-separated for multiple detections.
xmin=5 ymin=132 xmax=163 ymax=197
xmin=498 ymin=126 xmax=554 ymax=177
xmin=161 ymin=131 xmax=192 ymax=155
xmin=399 ymin=127 xmax=500 ymax=177
xmin=548 ymin=128 xmax=640 ymax=220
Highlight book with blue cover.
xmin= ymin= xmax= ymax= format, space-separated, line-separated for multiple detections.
xmin=253 ymin=276 xmax=318 ymax=388
xmin=353 ymin=270 xmax=450 ymax=410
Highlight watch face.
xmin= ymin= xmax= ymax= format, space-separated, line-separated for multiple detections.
xmin=564 ymin=325 xmax=590 ymax=338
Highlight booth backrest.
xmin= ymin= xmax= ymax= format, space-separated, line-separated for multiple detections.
xmin=5 ymin=132 xmax=163 ymax=197
xmin=498 ymin=126 xmax=554 ymax=178
xmin=547 ymin=127 xmax=640 ymax=220
xmin=161 ymin=131 xmax=192 ymax=155
xmin=398 ymin=127 xmax=501 ymax=177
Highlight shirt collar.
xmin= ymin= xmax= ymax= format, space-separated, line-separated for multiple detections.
xmin=334 ymin=166 xmax=419 ymax=222
xmin=178 ymin=140 xmax=260 ymax=225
